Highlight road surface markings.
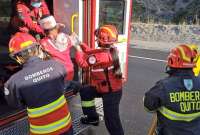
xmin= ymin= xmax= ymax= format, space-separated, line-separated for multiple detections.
xmin=128 ymin=55 xmax=167 ymax=62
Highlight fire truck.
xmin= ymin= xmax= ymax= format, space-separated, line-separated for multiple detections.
xmin=0 ymin=0 xmax=132 ymax=134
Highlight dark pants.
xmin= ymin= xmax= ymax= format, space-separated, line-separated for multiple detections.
xmin=80 ymin=85 xmax=124 ymax=135
xmin=102 ymin=91 xmax=124 ymax=135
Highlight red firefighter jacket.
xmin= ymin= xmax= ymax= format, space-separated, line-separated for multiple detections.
xmin=40 ymin=37 xmax=74 ymax=81
xmin=11 ymin=0 xmax=49 ymax=34
xmin=75 ymin=43 xmax=122 ymax=93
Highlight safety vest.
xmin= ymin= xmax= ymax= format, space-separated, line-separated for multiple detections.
xmin=27 ymin=95 xmax=72 ymax=135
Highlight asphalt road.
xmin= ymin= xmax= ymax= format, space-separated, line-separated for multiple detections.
xmin=81 ymin=47 xmax=170 ymax=135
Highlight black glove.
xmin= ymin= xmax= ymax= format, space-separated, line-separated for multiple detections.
xmin=64 ymin=81 xmax=82 ymax=95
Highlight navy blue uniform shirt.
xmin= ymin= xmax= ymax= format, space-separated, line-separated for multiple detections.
xmin=144 ymin=70 xmax=200 ymax=135
xmin=4 ymin=56 xmax=67 ymax=108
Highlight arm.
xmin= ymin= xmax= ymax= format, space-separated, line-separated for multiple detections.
xmin=80 ymin=43 xmax=92 ymax=52
xmin=144 ymin=81 xmax=166 ymax=112
xmin=68 ymin=33 xmax=90 ymax=52
xmin=4 ymin=79 xmax=23 ymax=108
xmin=75 ymin=48 xmax=90 ymax=69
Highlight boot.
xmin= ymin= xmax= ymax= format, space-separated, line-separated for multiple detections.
xmin=80 ymin=116 xmax=99 ymax=126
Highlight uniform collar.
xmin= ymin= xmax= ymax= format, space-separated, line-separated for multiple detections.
xmin=23 ymin=56 xmax=42 ymax=67
xmin=167 ymin=68 xmax=194 ymax=77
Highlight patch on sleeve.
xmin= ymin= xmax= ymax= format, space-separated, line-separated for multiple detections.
xmin=183 ymin=79 xmax=193 ymax=91
xmin=4 ymin=87 xmax=10 ymax=95
xmin=88 ymin=55 xmax=96 ymax=65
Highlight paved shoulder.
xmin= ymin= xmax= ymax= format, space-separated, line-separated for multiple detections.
xmin=129 ymin=47 xmax=169 ymax=61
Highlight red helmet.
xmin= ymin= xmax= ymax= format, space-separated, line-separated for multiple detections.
xmin=167 ymin=44 xmax=198 ymax=68
xmin=9 ymin=32 xmax=37 ymax=56
xmin=95 ymin=25 xmax=118 ymax=46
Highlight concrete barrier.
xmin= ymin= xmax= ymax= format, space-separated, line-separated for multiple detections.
xmin=130 ymin=23 xmax=200 ymax=51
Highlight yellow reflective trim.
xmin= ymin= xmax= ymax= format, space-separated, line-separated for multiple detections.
xmin=118 ymin=36 xmax=127 ymax=43
xmin=101 ymin=27 xmax=116 ymax=38
xmin=20 ymin=40 xmax=33 ymax=48
xmin=159 ymin=107 xmax=200 ymax=122
xmin=178 ymin=46 xmax=191 ymax=62
xmin=189 ymin=44 xmax=198 ymax=52
xmin=27 ymin=95 xmax=66 ymax=118
xmin=9 ymin=48 xmax=14 ymax=53
xmin=81 ymin=100 xmax=95 ymax=107
xmin=193 ymin=55 xmax=200 ymax=76
xmin=30 ymin=113 xmax=71 ymax=134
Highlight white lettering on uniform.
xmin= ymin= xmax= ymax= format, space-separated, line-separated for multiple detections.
xmin=24 ymin=67 xmax=53 ymax=83
xmin=33 ymin=73 xmax=50 ymax=83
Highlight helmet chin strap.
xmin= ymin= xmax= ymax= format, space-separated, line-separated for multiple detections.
xmin=15 ymin=56 xmax=24 ymax=65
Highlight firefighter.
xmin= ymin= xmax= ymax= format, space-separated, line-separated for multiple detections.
xmin=144 ymin=44 xmax=200 ymax=135
xmin=4 ymin=32 xmax=73 ymax=135
xmin=10 ymin=0 xmax=50 ymax=38
xmin=74 ymin=25 xmax=124 ymax=135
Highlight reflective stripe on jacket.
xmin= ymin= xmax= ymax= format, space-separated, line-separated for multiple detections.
xmin=4 ymin=57 xmax=72 ymax=135
xmin=159 ymin=106 xmax=200 ymax=122
xmin=28 ymin=95 xmax=72 ymax=135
